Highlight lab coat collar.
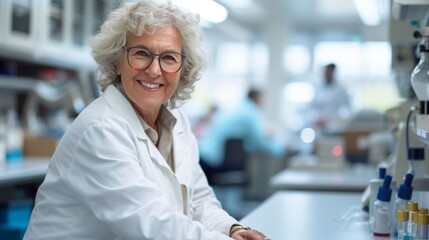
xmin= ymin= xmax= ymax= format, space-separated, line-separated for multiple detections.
xmin=103 ymin=85 xmax=146 ymax=139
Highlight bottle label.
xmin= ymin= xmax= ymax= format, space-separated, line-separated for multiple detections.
xmin=374 ymin=207 xmax=390 ymax=235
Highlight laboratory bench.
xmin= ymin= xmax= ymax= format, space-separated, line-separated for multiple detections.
xmin=270 ymin=161 xmax=376 ymax=192
xmin=0 ymin=158 xmax=50 ymax=187
xmin=239 ymin=191 xmax=396 ymax=240
xmin=0 ymin=157 xmax=50 ymax=203
xmin=0 ymin=158 xmax=50 ymax=239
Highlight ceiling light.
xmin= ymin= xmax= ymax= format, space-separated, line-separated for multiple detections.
xmin=173 ymin=0 xmax=228 ymax=24
xmin=353 ymin=0 xmax=381 ymax=26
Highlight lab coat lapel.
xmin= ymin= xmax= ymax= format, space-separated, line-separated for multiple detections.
xmin=103 ymin=85 xmax=145 ymax=138
xmin=172 ymin=120 xmax=191 ymax=181
xmin=102 ymin=85 xmax=170 ymax=170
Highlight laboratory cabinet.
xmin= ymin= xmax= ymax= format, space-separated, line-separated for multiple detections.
xmin=0 ymin=0 xmax=125 ymax=154
xmin=0 ymin=0 xmax=122 ymax=70
xmin=0 ymin=0 xmax=125 ymax=116
xmin=0 ymin=0 xmax=38 ymax=53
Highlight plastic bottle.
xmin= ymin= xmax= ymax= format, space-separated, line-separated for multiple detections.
xmin=5 ymin=108 xmax=23 ymax=163
xmin=407 ymin=202 xmax=419 ymax=234
xmin=416 ymin=213 xmax=428 ymax=239
xmin=411 ymin=211 xmax=419 ymax=238
xmin=374 ymin=175 xmax=393 ymax=237
xmin=0 ymin=116 xmax=5 ymax=167
xmin=397 ymin=210 xmax=410 ymax=240
xmin=369 ymin=167 xmax=387 ymax=230
xmin=393 ymin=173 xmax=414 ymax=236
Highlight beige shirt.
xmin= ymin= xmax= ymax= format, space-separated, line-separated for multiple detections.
xmin=138 ymin=106 xmax=177 ymax=172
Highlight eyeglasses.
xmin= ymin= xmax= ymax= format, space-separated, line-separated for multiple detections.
xmin=124 ymin=46 xmax=185 ymax=73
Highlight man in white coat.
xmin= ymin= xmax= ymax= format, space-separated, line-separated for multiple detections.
xmin=311 ymin=63 xmax=351 ymax=133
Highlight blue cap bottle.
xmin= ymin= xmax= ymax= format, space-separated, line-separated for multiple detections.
xmin=393 ymin=173 xmax=414 ymax=237
xmin=398 ymin=173 xmax=413 ymax=200
xmin=374 ymin=175 xmax=393 ymax=237
xmin=377 ymin=175 xmax=392 ymax=202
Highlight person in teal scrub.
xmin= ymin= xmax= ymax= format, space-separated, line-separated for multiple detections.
xmin=199 ymin=88 xmax=286 ymax=173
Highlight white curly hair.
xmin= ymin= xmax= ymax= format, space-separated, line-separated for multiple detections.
xmin=90 ymin=0 xmax=207 ymax=108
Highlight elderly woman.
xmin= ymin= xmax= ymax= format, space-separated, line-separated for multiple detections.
xmin=23 ymin=1 xmax=269 ymax=240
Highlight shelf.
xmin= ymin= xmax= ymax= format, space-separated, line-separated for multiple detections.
xmin=393 ymin=0 xmax=429 ymax=24
xmin=394 ymin=0 xmax=429 ymax=4
xmin=0 ymin=75 xmax=38 ymax=91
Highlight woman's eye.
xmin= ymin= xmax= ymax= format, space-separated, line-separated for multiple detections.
xmin=162 ymin=54 xmax=179 ymax=62
xmin=133 ymin=49 xmax=151 ymax=57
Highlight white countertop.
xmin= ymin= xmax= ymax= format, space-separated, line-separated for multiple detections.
xmin=270 ymin=163 xmax=376 ymax=192
xmin=0 ymin=157 xmax=50 ymax=185
xmin=240 ymin=191 xmax=395 ymax=240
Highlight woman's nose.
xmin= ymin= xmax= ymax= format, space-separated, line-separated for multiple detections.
xmin=145 ymin=56 xmax=162 ymax=77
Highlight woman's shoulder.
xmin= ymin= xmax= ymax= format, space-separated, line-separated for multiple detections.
xmin=71 ymin=96 xmax=130 ymax=130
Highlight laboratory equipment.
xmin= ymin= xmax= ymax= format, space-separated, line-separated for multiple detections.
xmin=411 ymin=211 xmax=420 ymax=237
xmin=397 ymin=210 xmax=410 ymax=239
xmin=5 ymin=109 xmax=23 ymax=162
xmin=367 ymin=167 xmax=387 ymax=231
xmin=416 ymin=213 xmax=428 ymax=239
xmin=0 ymin=117 xmax=5 ymax=166
xmin=408 ymin=26 xmax=429 ymax=208
xmin=392 ymin=0 xmax=429 ymax=214
xmin=373 ymin=175 xmax=393 ymax=237
xmin=392 ymin=173 xmax=414 ymax=236
xmin=24 ymin=79 xmax=85 ymax=136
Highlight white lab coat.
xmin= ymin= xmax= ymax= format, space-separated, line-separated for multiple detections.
xmin=24 ymin=85 xmax=236 ymax=240
xmin=311 ymin=82 xmax=351 ymax=131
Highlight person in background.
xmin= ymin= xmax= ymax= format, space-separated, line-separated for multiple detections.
xmin=192 ymin=104 xmax=218 ymax=140
xmin=310 ymin=63 xmax=351 ymax=133
xmin=23 ymin=1 xmax=269 ymax=239
xmin=199 ymin=88 xmax=286 ymax=174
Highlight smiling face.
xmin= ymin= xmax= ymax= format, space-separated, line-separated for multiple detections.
xmin=117 ymin=26 xmax=183 ymax=124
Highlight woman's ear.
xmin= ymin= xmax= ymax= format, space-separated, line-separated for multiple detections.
xmin=116 ymin=62 xmax=122 ymax=75
xmin=116 ymin=51 xmax=124 ymax=75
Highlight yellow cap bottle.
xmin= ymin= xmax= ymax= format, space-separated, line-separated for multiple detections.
xmin=416 ymin=213 xmax=429 ymax=239
xmin=397 ymin=210 xmax=410 ymax=239
xmin=418 ymin=208 xmax=428 ymax=214
xmin=407 ymin=202 xmax=418 ymax=212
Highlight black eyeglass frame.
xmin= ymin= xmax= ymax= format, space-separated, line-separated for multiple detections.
xmin=123 ymin=46 xmax=186 ymax=73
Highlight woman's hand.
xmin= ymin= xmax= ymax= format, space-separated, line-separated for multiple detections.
xmin=230 ymin=225 xmax=270 ymax=240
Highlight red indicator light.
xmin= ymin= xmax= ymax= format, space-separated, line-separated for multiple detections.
xmin=332 ymin=145 xmax=343 ymax=156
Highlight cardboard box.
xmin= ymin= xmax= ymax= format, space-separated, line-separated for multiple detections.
xmin=342 ymin=129 xmax=373 ymax=154
xmin=23 ymin=133 xmax=58 ymax=157
xmin=342 ymin=129 xmax=379 ymax=163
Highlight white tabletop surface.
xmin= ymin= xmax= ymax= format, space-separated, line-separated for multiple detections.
xmin=0 ymin=157 xmax=50 ymax=185
xmin=270 ymin=163 xmax=377 ymax=192
xmin=240 ymin=191 xmax=395 ymax=240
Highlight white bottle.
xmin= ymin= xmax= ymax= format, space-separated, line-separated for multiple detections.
xmin=5 ymin=108 xmax=24 ymax=163
xmin=369 ymin=167 xmax=387 ymax=231
xmin=0 ymin=117 xmax=6 ymax=167
xmin=373 ymin=175 xmax=393 ymax=237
